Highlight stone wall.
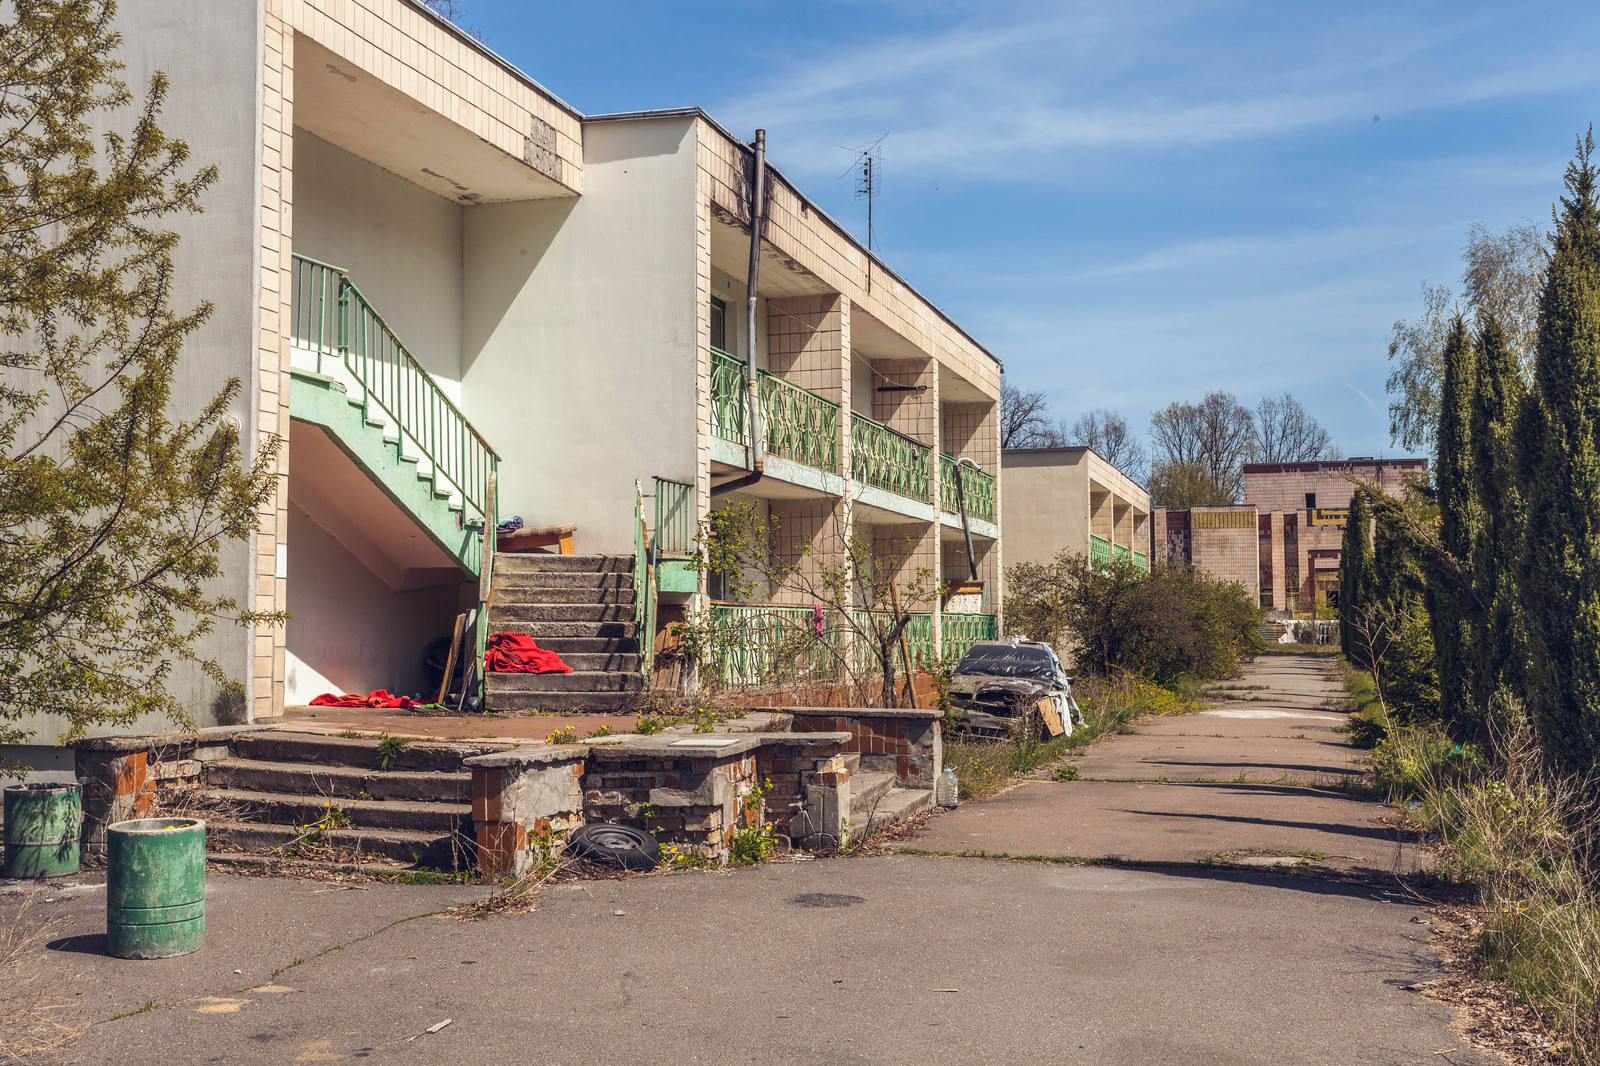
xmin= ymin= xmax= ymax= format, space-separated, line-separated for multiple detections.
xmin=75 ymin=728 xmax=246 ymax=862
xmin=787 ymin=707 xmax=942 ymax=789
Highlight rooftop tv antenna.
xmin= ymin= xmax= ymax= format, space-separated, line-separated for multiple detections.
xmin=845 ymin=135 xmax=887 ymax=253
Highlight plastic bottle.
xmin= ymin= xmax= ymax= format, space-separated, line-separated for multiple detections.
xmin=936 ymin=765 xmax=959 ymax=808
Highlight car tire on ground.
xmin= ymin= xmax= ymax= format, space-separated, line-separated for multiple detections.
xmin=565 ymin=823 xmax=661 ymax=871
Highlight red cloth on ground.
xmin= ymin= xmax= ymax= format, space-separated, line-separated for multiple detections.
xmin=485 ymin=632 xmax=573 ymax=674
xmin=308 ymin=689 xmax=417 ymax=709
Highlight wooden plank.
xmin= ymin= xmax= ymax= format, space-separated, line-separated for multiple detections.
xmin=1038 ymin=697 xmax=1065 ymax=738
xmin=436 ymin=612 xmax=466 ymax=705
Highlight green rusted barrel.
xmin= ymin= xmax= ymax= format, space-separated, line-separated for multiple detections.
xmin=3 ymin=782 xmax=82 ymax=878
xmin=106 ymin=818 xmax=206 ymax=959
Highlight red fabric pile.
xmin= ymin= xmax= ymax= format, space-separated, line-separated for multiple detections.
xmin=308 ymin=689 xmax=417 ymax=709
xmin=485 ymin=632 xmax=572 ymax=674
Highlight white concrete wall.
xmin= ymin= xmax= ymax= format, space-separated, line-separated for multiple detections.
xmin=710 ymin=265 xmax=771 ymax=371
xmin=1000 ymin=449 xmax=1092 ymax=568
xmin=293 ymin=131 xmax=466 ymax=396
xmin=460 ymin=116 xmax=702 ymax=556
xmin=6 ymin=0 xmax=264 ymax=748
xmin=284 ymin=504 xmax=471 ymax=705
xmin=851 ymin=351 xmax=875 ymax=416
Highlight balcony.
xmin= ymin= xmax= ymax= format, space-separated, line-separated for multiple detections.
xmin=852 ymin=414 xmax=931 ymax=504
xmin=939 ymin=452 xmax=996 ymax=524
xmin=710 ymin=347 xmax=840 ymax=473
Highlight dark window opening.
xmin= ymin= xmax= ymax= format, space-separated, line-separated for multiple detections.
xmin=710 ymin=296 xmax=727 ymax=353
xmin=1305 ymin=492 xmax=1317 ymax=509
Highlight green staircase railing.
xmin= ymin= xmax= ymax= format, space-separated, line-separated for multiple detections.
xmin=290 ymin=254 xmax=498 ymax=532
xmin=1090 ymin=534 xmax=1112 ymax=568
xmin=635 ymin=480 xmax=657 ymax=684
xmin=852 ymin=415 xmax=931 ymax=503
xmin=705 ymin=603 xmax=845 ymax=688
xmin=939 ymin=453 xmax=996 ymax=523
xmin=653 ymin=478 xmax=694 ymax=556
xmin=941 ymin=612 xmax=997 ymax=661
xmin=709 ymin=347 xmax=840 ymax=473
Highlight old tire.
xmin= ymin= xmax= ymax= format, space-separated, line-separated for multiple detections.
xmin=567 ymin=823 xmax=660 ymax=871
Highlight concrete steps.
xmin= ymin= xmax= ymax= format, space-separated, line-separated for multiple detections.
xmin=195 ymin=731 xmax=491 ymax=871
xmin=485 ymin=553 xmax=644 ymax=712
xmin=848 ymin=768 xmax=932 ymax=836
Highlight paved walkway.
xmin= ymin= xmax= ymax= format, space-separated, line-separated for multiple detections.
xmin=906 ymin=653 xmax=1427 ymax=876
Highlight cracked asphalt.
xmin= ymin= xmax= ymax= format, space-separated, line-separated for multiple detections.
xmin=8 ymin=654 xmax=1491 ymax=1064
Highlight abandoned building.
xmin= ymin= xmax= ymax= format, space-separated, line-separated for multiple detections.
xmin=999 ymin=446 xmax=1151 ymax=572
xmin=1151 ymin=458 xmax=1427 ymax=616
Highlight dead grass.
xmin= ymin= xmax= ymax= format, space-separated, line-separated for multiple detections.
xmin=0 ymin=893 xmax=80 ymax=1065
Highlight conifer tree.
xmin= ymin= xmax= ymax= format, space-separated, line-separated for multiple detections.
xmin=1469 ymin=315 xmax=1526 ymax=716
xmin=1338 ymin=488 xmax=1374 ymax=667
xmin=1521 ymin=129 xmax=1600 ymax=776
xmin=1431 ymin=317 xmax=1480 ymax=730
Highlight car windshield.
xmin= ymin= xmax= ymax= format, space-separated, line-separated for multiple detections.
xmin=954 ymin=644 xmax=1055 ymax=681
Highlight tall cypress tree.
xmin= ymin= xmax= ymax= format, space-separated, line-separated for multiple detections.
xmin=1432 ymin=316 xmax=1481 ymax=731
xmin=1521 ymin=130 xmax=1600 ymax=777
xmin=1339 ymin=488 xmax=1375 ymax=668
xmin=1469 ymin=315 xmax=1526 ymax=718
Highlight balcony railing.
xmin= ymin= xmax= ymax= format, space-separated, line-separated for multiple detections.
xmin=853 ymin=610 xmax=935 ymax=675
xmin=709 ymin=347 xmax=840 ymax=473
xmin=942 ymin=612 xmax=997 ymax=661
xmin=1113 ymin=543 xmax=1131 ymax=565
xmin=852 ymin=415 xmax=931 ymax=503
xmin=290 ymin=254 xmax=498 ymax=529
xmin=1090 ymin=534 xmax=1112 ymax=568
xmin=653 ymin=477 xmax=694 ymax=556
xmin=939 ymin=453 xmax=996 ymax=524
xmin=1133 ymin=549 xmax=1149 ymax=571
xmin=705 ymin=603 xmax=845 ymax=687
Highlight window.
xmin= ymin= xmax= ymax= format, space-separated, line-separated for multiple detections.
xmin=710 ymin=296 xmax=727 ymax=353
xmin=1305 ymin=492 xmax=1317 ymax=509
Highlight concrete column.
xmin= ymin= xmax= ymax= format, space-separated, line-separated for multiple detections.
xmin=1269 ymin=511 xmax=1285 ymax=614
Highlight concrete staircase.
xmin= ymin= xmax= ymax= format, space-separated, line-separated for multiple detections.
xmin=485 ymin=554 xmax=645 ymax=713
xmin=202 ymin=731 xmax=508 ymax=869
xmin=841 ymin=754 xmax=933 ymax=837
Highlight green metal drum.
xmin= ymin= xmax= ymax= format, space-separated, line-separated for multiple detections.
xmin=106 ymin=818 xmax=206 ymax=959
xmin=3 ymin=782 xmax=81 ymax=878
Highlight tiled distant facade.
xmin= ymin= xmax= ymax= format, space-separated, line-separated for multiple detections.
xmin=1153 ymin=458 xmax=1428 ymax=616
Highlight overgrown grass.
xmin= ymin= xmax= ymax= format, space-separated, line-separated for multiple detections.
xmin=1328 ymin=661 xmax=1388 ymax=748
xmin=1372 ymin=714 xmax=1600 ymax=1061
xmin=942 ymin=672 xmax=1191 ymax=800
xmin=1 ymin=894 xmax=79 ymax=1062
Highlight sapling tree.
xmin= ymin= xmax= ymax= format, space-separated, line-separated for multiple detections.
xmin=0 ymin=1 xmax=280 ymax=758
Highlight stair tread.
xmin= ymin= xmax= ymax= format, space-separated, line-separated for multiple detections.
xmin=854 ymin=788 xmax=933 ymax=832
xmin=202 ymin=787 xmax=470 ymax=815
xmin=850 ymin=771 xmax=897 ymax=813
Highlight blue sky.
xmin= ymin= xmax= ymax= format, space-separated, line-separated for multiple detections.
xmin=467 ymin=0 xmax=1600 ymax=459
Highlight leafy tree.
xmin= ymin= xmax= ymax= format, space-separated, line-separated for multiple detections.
xmin=1149 ymin=391 xmax=1255 ymax=502
xmin=1338 ymin=488 xmax=1375 ymax=667
xmin=1431 ymin=316 xmax=1481 ymax=729
xmin=1254 ymin=393 xmax=1338 ymax=463
xmin=0 ymin=0 xmax=280 ymax=757
xmin=1146 ymin=460 xmax=1231 ymax=509
xmin=1386 ymin=223 xmax=1549 ymax=451
xmin=1469 ymin=315 xmax=1526 ymax=712
xmin=1004 ymin=551 xmax=1263 ymax=683
xmin=1520 ymin=130 xmax=1600 ymax=777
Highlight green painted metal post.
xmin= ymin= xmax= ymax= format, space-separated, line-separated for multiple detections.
xmin=3 ymin=783 xmax=81 ymax=878
xmin=106 ymin=818 xmax=206 ymax=959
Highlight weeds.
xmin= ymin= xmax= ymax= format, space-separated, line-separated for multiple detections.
xmin=1374 ymin=712 xmax=1600 ymax=1061
xmin=0 ymin=894 xmax=80 ymax=1062
xmin=728 ymin=782 xmax=778 ymax=866
xmin=545 ymin=726 xmax=579 ymax=744
xmin=373 ymin=734 xmax=411 ymax=770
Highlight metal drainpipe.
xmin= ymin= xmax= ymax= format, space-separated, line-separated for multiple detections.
xmin=713 ymin=129 xmax=768 ymax=498
xmin=954 ymin=456 xmax=980 ymax=581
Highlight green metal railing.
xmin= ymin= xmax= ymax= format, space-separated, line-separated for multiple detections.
xmin=708 ymin=347 xmax=840 ymax=473
xmin=1090 ymin=534 xmax=1112 ymax=568
xmin=634 ymin=480 xmax=657 ymax=684
xmin=290 ymin=254 xmax=498 ymax=532
xmin=706 ymin=603 xmax=844 ymax=687
xmin=1133 ymin=550 xmax=1148 ymax=571
xmin=653 ymin=478 xmax=694 ymax=556
xmin=942 ymin=613 xmax=998 ymax=661
xmin=852 ymin=610 xmax=934 ymax=675
xmin=939 ymin=453 xmax=996 ymax=524
xmin=852 ymin=415 xmax=931 ymax=503
xmin=1113 ymin=543 xmax=1131 ymax=565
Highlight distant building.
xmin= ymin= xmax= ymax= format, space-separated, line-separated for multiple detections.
xmin=1001 ymin=447 xmax=1151 ymax=571
xmin=1152 ymin=458 xmax=1427 ymax=616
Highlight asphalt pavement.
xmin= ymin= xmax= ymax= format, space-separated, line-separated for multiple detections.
xmin=9 ymin=653 xmax=1485 ymax=1064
